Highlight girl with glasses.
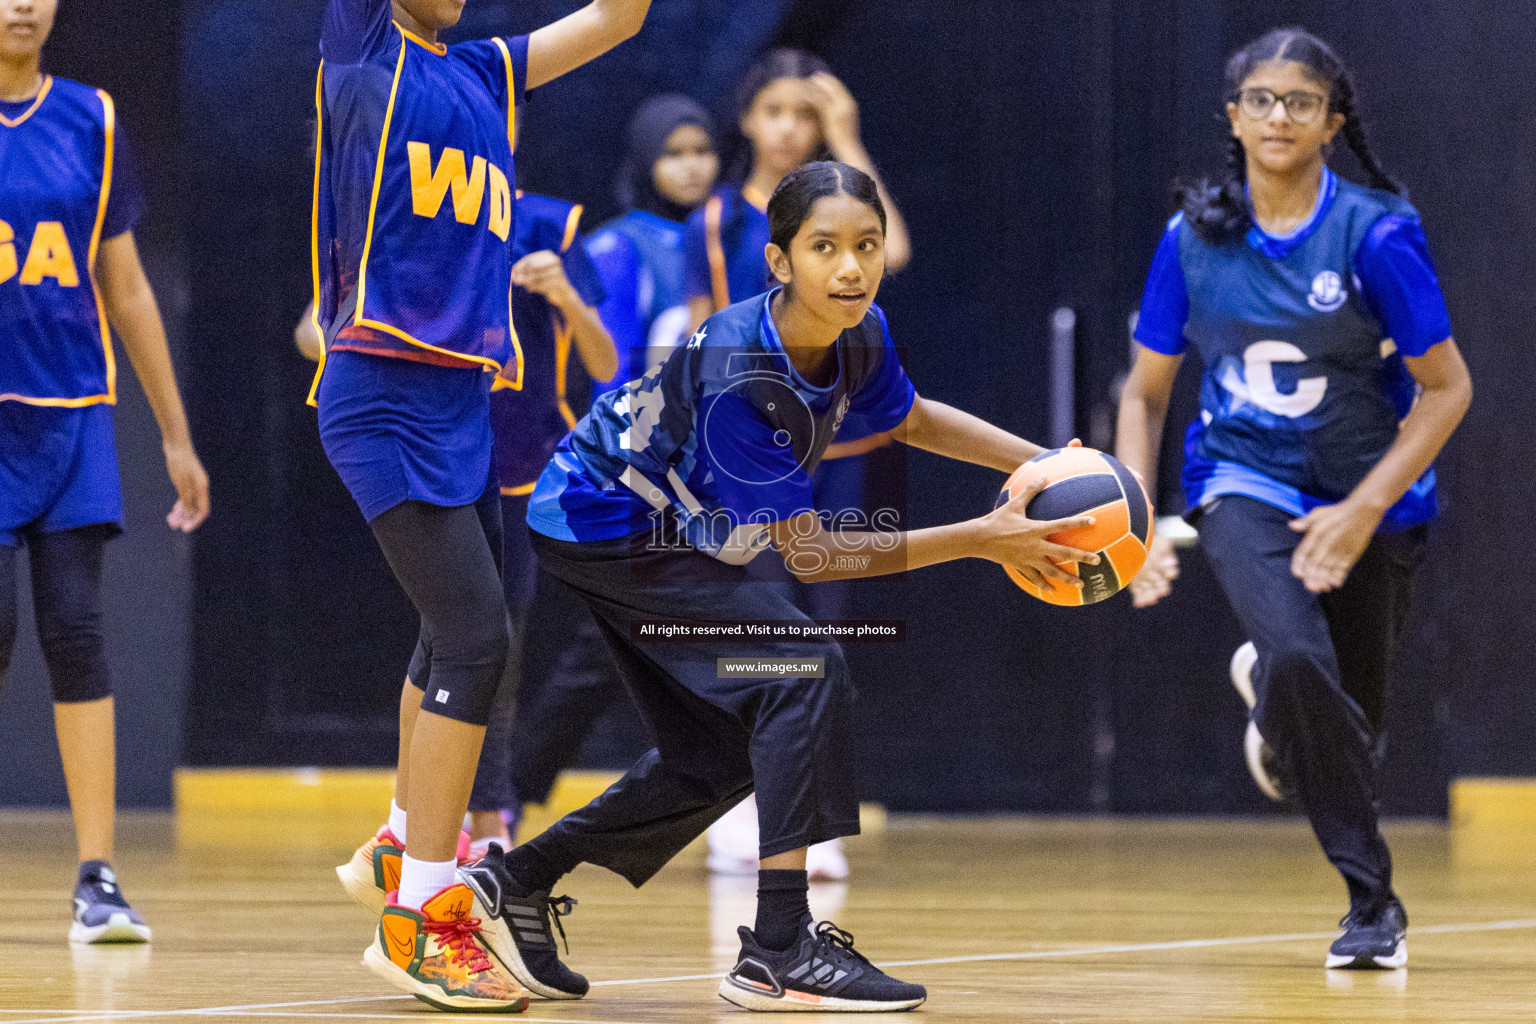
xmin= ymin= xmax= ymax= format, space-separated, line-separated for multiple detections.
xmin=1116 ymin=27 xmax=1472 ymax=970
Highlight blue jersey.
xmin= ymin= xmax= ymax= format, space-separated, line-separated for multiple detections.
xmin=588 ymin=209 xmax=690 ymax=392
xmin=1 ymin=77 xmax=142 ymax=407
xmin=1135 ymin=170 xmax=1453 ymax=530
xmin=527 ymin=291 xmax=915 ymax=563
xmin=683 ymin=184 xmax=772 ymax=311
xmin=490 ymin=193 xmax=607 ymax=493
xmin=309 ymin=0 xmax=527 ymax=399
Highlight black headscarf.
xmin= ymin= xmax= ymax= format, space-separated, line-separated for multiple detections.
xmin=616 ymin=94 xmax=716 ymax=222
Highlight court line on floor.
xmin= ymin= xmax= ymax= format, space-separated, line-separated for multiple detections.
xmin=6 ymin=917 xmax=1535 ymax=1022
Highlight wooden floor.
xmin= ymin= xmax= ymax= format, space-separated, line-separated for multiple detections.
xmin=3 ymin=813 xmax=1535 ymax=1022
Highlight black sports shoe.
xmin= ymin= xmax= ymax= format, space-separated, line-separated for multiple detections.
xmin=719 ymin=919 xmax=926 ymax=1012
xmin=70 ymin=862 xmax=151 ymax=944
xmin=457 ymin=847 xmax=588 ymax=999
xmin=1326 ymin=898 xmax=1407 ymax=969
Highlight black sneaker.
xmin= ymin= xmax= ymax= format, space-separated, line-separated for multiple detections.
xmin=457 ymin=847 xmax=588 ymax=999
xmin=719 ymin=920 xmax=926 ymax=1012
xmin=70 ymin=862 xmax=151 ymax=944
xmin=1326 ymin=898 xmax=1407 ymax=969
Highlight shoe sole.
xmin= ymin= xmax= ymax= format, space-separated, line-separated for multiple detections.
xmin=1243 ymin=722 xmax=1287 ymax=803
xmin=69 ymin=916 xmax=151 ymax=944
xmin=337 ymin=860 xmax=387 ymax=916
xmin=1230 ymin=641 xmax=1258 ymax=709
xmin=1326 ymin=939 xmax=1407 ymax=970
xmin=362 ymin=944 xmax=531 ymax=1012
xmin=458 ymin=868 xmax=586 ymax=1001
xmin=718 ymin=976 xmax=924 ymax=1013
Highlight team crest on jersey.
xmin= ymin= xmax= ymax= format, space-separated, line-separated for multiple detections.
xmin=831 ymin=394 xmax=851 ymax=436
xmin=1307 ymin=270 xmax=1347 ymax=312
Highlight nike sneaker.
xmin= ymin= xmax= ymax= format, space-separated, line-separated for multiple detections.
xmin=362 ymin=884 xmax=530 ymax=1012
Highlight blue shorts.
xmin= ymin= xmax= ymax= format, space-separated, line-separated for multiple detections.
xmin=316 ymin=350 xmax=495 ymax=523
xmin=0 ymin=403 xmax=123 ymax=548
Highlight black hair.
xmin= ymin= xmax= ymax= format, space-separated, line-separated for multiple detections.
xmin=726 ymin=48 xmax=833 ymax=182
xmin=767 ymin=161 xmax=886 ymax=252
xmin=1177 ymin=27 xmax=1405 ymax=244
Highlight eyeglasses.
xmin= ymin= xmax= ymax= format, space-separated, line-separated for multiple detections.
xmin=1236 ymin=87 xmax=1328 ymax=124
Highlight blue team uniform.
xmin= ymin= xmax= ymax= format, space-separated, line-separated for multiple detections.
xmin=528 ymin=291 xmax=914 ymax=561
xmin=1136 ymin=169 xmax=1452 ymax=531
xmin=1 ymin=77 xmax=145 ymax=546
xmin=308 ymin=0 xmax=528 ymax=522
xmin=682 ymin=185 xmax=772 ymax=312
xmin=1134 ymin=168 xmax=1455 ymax=916
xmin=491 ymin=194 xmax=608 ymax=497
xmin=514 ymin=293 xmax=916 ymax=881
xmin=588 ymin=210 xmax=691 ymax=393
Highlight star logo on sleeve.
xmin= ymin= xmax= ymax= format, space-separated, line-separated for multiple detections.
xmin=687 ymin=326 xmax=707 ymax=350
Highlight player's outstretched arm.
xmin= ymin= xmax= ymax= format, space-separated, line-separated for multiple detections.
xmin=1114 ymin=346 xmax=1183 ymax=607
xmin=767 ymin=473 xmax=1098 ymax=589
xmin=891 ymin=393 xmax=1047 ymax=471
xmin=97 ymin=232 xmax=210 ymax=532
xmin=1289 ymin=337 xmax=1471 ymax=593
xmin=526 ymin=0 xmax=652 ymax=90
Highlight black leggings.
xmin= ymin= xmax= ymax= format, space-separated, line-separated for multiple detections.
xmin=0 ymin=525 xmax=113 ymax=704
xmin=371 ymin=499 xmax=508 ymax=727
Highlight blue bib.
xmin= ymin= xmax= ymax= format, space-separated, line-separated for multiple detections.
xmin=0 ymin=77 xmax=117 ymax=407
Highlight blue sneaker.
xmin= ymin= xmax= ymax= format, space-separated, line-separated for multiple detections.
xmin=70 ymin=862 xmax=151 ymax=944
xmin=1326 ymin=898 xmax=1407 ymax=969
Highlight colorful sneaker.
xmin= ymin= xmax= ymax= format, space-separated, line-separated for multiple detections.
xmin=719 ymin=920 xmax=926 ymax=1012
xmin=337 ymin=826 xmax=474 ymax=914
xmin=362 ymin=884 xmax=531 ymax=1012
xmin=457 ymin=847 xmax=588 ymax=999
xmin=1327 ymin=898 xmax=1408 ymax=970
xmin=69 ymin=863 xmax=151 ymax=944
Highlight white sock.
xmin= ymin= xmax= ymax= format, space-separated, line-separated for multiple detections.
xmin=389 ymin=799 xmax=408 ymax=846
xmin=397 ymin=853 xmax=458 ymax=911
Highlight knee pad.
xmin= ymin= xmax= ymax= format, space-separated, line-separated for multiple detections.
xmin=39 ymin=625 xmax=112 ymax=704
xmin=417 ymin=615 xmax=509 ymax=726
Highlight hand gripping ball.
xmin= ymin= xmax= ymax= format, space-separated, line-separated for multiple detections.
xmin=996 ymin=447 xmax=1155 ymax=606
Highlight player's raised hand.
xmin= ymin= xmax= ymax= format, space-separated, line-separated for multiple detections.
xmin=806 ymin=73 xmax=862 ymax=156
xmin=164 ymin=439 xmax=210 ymax=533
xmin=978 ymin=473 xmax=1099 ymax=591
xmin=1289 ymin=499 xmax=1378 ymax=593
xmin=1127 ymin=532 xmax=1179 ymax=607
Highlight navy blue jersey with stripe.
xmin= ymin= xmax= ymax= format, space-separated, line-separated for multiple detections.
xmin=682 ymin=185 xmax=771 ymax=310
xmin=1 ymin=77 xmax=143 ymax=407
xmin=490 ymin=193 xmax=607 ymax=492
xmin=1135 ymin=170 xmax=1452 ymax=530
xmin=527 ymin=291 xmax=915 ymax=563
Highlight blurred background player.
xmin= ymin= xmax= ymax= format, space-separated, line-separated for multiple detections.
xmin=464 ymin=189 xmax=615 ymax=857
xmin=684 ymin=48 xmax=914 ymax=881
xmin=310 ymin=0 xmax=650 ymax=1010
xmin=0 ymin=0 xmax=210 ymax=944
xmin=1116 ymin=28 xmax=1471 ymax=970
xmin=457 ymin=162 xmax=1101 ymax=1011
xmin=590 ymin=94 xmax=719 ymax=380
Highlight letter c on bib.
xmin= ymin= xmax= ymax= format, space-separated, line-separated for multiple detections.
xmin=1242 ymin=340 xmax=1326 ymax=418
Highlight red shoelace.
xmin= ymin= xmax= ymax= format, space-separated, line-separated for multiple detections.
xmin=422 ymin=916 xmax=494 ymax=974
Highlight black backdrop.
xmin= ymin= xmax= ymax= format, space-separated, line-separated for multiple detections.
xmin=10 ymin=1 xmax=1523 ymax=811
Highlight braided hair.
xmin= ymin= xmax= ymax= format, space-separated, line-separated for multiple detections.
xmin=1177 ymin=28 xmax=1404 ymax=244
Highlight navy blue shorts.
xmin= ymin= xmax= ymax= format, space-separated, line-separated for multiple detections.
xmin=316 ymin=350 xmax=494 ymax=522
xmin=0 ymin=403 xmax=123 ymax=548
